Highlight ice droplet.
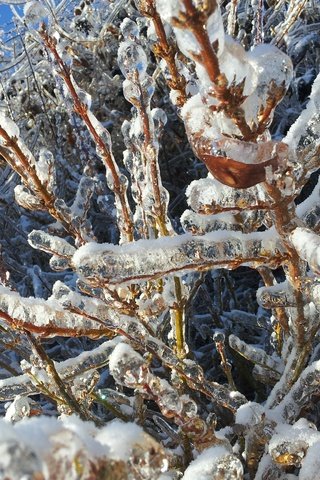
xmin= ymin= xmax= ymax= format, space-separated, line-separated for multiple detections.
xmin=118 ymin=41 xmax=148 ymax=81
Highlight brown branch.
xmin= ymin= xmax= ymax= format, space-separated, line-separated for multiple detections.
xmin=40 ymin=28 xmax=134 ymax=242
xmin=0 ymin=310 xmax=109 ymax=339
xmin=0 ymin=134 xmax=82 ymax=240
xmin=175 ymin=0 xmax=253 ymax=139
xmin=139 ymin=0 xmax=187 ymax=106
xmin=263 ymin=183 xmax=307 ymax=348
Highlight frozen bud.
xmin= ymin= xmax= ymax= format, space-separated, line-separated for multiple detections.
xmin=14 ymin=185 xmax=45 ymax=211
xmin=49 ymin=255 xmax=70 ymax=271
xmin=123 ymin=79 xmax=141 ymax=106
xmin=161 ymin=389 xmax=182 ymax=414
xmin=121 ymin=120 xmax=132 ymax=146
xmin=109 ymin=343 xmax=146 ymax=387
xmin=28 ymin=230 xmax=76 ymax=258
xmin=182 ymin=360 xmax=204 ymax=380
xmin=118 ymin=41 xmax=148 ymax=81
xmin=36 ymin=148 xmax=55 ymax=186
xmin=120 ymin=18 xmax=139 ymax=40
xmin=270 ymin=440 xmax=308 ymax=467
xmin=123 ymin=150 xmax=135 ymax=173
xmin=151 ymin=108 xmax=167 ymax=130
xmin=54 ymin=198 xmax=72 ymax=222
xmin=180 ymin=397 xmax=198 ymax=418
xmin=213 ymin=331 xmax=225 ymax=343
xmin=71 ymin=176 xmax=95 ymax=218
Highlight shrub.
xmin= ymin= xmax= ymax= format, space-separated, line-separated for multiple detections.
xmin=0 ymin=0 xmax=319 ymax=478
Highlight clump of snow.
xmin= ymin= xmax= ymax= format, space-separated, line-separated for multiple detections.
xmin=291 ymin=227 xmax=320 ymax=274
xmin=182 ymin=445 xmax=243 ymax=480
xmin=95 ymin=419 xmax=144 ymax=461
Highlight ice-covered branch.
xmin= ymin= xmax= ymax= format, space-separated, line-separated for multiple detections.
xmin=229 ymin=334 xmax=283 ymax=374
xmin=0 ymin=336 xmax=122 ymax=401
xmin=0 ymin=286 xmax=108 ymax=338
xmin=291 ymin=227 xmax=320 ymax=275
xmin=73 ymin=230 xmax=285 ymax=285
xmin=284 ymin=72 xmax=320 ymax=181
xmin=271 ymin=359 xmax=320 ymax=423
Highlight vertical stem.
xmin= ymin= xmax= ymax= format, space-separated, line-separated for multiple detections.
xmin=142 ymin=0 xmax=187 ymax=106
xmin=173 ymin=276 xmax=186 ymax=359
xmin=258 ymin=266 xmax=289 ymax=354
xmin=26 ymin=333 xmax=91 ymax=421
xmin=41 ymin=30 xmax=134 ymax=242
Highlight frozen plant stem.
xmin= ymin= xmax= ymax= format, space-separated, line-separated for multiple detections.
xmin=264 ymin=183 xmax=306 ymax=347
xmin=41 ymin=28 xmax=134 ymax=243
xmin=177 ymin=0 xmax=253 ymax=139
xmin=0 ymin=130 xmax=80 ymax=239
xmin=26 ymin=333 xmax=92 ymax=421
xmin=258 ymin=266 xmax=289 ymax=353
xmin=172 ymin=276 xmax=186 ymax=359
xmin=138 ymin=0 xmax=187 ymax=106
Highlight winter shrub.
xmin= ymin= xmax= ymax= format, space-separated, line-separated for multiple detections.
xmin=0 ymin=0 xmax=319 ymax=478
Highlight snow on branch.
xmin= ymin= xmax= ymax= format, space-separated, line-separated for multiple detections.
xmin=73 ymin=230 xmax=285 ymax=285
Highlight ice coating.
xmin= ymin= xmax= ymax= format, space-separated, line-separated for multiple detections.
xmin=35 ymin=149 xmax=55 ymax=192
xmin=155 ymin=0 xmax=185 ymax=22
xmin=257 ymin=281 xmax=295 ymax=308
xmin=291 ymin=228 xmax=320 ymax=274
xmin=118 ymin=40 xmax=148 ymax=81
xmin=28 ymin=230 xmax=76 ymax=258
xmin=72 ymin=230 xmax=284 ymax=285
xmin=0 ymin=415 xmax=167 ymax=479
xmin=0 ymin=337 xmax=122 ymax=401
xmin=0 ymin=285 xmax=107 ymax=338
xmin=182 ymin=445 xmax=243 ymax=480
xmin=229 ymin=334 xmax=284 ymax=373
xmin=14 ymin=185 xmax=46 ymax=211
xmin=186 ymin=177 xmax=269 ymax=214
xmin=0 ymin=113 xmax=20 ymax=140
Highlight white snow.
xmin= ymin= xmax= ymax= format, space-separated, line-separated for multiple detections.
xmin=291 ymin=227 xmax=320 ymax=274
